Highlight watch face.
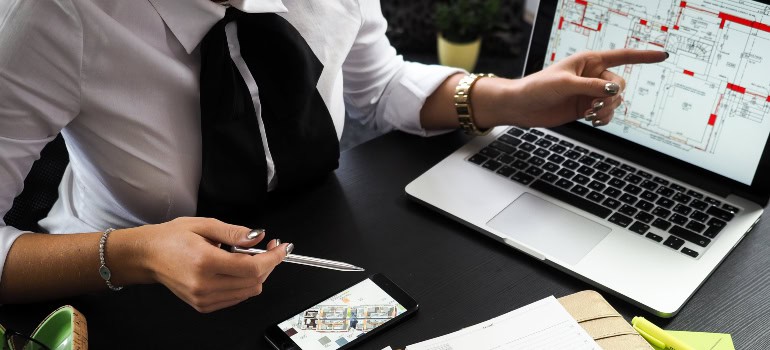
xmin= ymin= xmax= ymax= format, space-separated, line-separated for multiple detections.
xmin=99 ymin=265 xmax=112 ymax=280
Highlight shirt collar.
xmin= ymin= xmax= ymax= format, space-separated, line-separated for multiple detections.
xmin=147 ymin=0 xmax=289 ymax=54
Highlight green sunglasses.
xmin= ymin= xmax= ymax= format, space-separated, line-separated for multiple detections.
xmin=0 ymin=305 xmax=87 ymax=350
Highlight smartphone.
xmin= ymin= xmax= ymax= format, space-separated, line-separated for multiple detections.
xmin=264 ymin=273 xmax=418 ymax=350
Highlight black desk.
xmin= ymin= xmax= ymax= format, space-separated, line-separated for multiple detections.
xmin=2 ymin=131 xmax=769 ymax=349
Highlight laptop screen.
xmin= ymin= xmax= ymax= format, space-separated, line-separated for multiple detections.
xmin=540 ymin=0 xmax=770 ymax=186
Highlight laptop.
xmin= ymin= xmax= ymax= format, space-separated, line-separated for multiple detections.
xmin=406 ymin=0 xmax=770 ymax=317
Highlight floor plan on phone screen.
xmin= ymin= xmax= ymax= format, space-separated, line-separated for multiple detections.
xmin=546 ymin=0 xmax=770 ymax=185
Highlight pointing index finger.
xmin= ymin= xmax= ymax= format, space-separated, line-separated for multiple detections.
xmin=599 ymin=49 xmax=668 ymax=69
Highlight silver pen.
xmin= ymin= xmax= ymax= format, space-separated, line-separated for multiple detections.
xmin=230 ymin=246 xmax=365 ymax=272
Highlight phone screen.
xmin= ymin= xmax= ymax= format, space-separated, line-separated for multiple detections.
xmin=274 ymin=277 xmax=409 ymax=350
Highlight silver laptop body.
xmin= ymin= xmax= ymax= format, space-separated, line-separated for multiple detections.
xmin=406 ymin=0 xmax=770 ymax=317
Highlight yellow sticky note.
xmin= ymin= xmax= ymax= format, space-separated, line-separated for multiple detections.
xmin=651 ymin=331 xmax=734 ymax=350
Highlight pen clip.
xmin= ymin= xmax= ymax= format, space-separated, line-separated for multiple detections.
xmin=633 ymin=324 xmax=666 ymax=349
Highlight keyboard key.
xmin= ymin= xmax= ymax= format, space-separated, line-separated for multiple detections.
xmin=629 ymin=221 xmax=650 ymax=235
xmin=704 ymin=197 xmax=721 ymax=206
xmin=673 ymin=204 xmax=692 ymax=216
xmin=663 ymin=236 xmax=685 ymax=250
xmin=640 ymin=180 xmax=658 ymax=191
xmin=511 ymin=172 xmax=535 ymax=185
xmin=655 ymin=197 xmax=675 ymax=208
xmin=587 ymin=191 xmax=605 ymax=203
xmin=498 ymin=154 xmax=516 ymax=165
xmin=620 ymin=164 xmax=636 ymax=173
xmin=588 ymin=151 xmax=605 ymax=160
xmin=469 ymin=154 xmax=488 ymax=165
xmin=673 ymin=192 xmax=692 ymax=204
xmin=521 ymin=133 xmax=538 ymax=142
xmin=506 ymin=128 xmax=524 ymax=137
xmin=543 ymin=162 xmax=560 ymax=173
xmin=555 ymin=178 xmax=573 ymax=189
xmin=635 ymin=211 xmax=654 ymax=224
xmin=496 ymin=166 xmax=516 ymax=177
xmin=520 ymin=142 xmax=536 ymax=152
xmin=525 ymin=167 xmax=544 ymax=177
xmin=652 ymin=218 xmax=672 ymax=230
xmin=608 ymin=178 xmax=626 ymax=188
xmin=588 ymin=181 xmax=606 ymax=191
xmin=608 ymin=212 xmax=633 ymax=228
xmin=603 ymin=187 xmax=622 ymax=198
xmin=681 ymin=247 xmax=699 ymax=258
xmin=549 ymin=145 xmax=568 ymax=155
xmin=490 ymin=141 xmax=516 ymax=154
xmin=482 ymin=160 xmax=502 ymax=171
xmin=535 ymin=139 xmax=553 ymax=149
xmin=625 ymin=173 xmax=643 ymax=184
xmin=655 ymin=186 xmax=675 ymax=197
xmin=670 ymin=214 xmax=688 ymax=225
xmin=669 ymin=225 xmax=711 ymax=247
xmin=592 ymin=172 xmax=610 ymax=182
xmin=562 ymin=160 xmax=580 ymax=170
xmin=704 ymin=220 xmax=726 ymax=238
xmin=685 ymin=221 xmax=706 ymax=233
xmin=690 ymin=199 xmax=708 ymax=211
xmin=618 ymin=204 xmax=638 ymax=216
xmin=640 ymin=190 xmax=658 ymax=202
xmin=479 ymin=147 xmax=501 ymax=158
xmin=557 ymin=168 xmax=575 ymax=179
xmin=528 ymin=156 xmax=546 ymax=167
xmin=570 ymin=185 xmax=589 ymax=196
xmin=497 ymin=134 xmax=522 ymax=147
xmin=559 ymin=140 xmax=574 ymax=148
xmin=529 ymin=129 xmax=544 ymax=136
xmin=578 ymin=156 xmax=597 ymax=166
xmin=602 ymin=198 xmax=621 ymax=210
xmin=609 ymin=168 xmax=627 ymax=178
xmin=577 ymin=165 xmax=595 ymax=176
xmin=670 ymin=183 xmax=686 ymax=192
xmin=619 ymin=193 xmax=637 ymax=205
xmin=544 ymin=134 xmax=560 ymax=142
xmin=635 ymin=200 xmax=654 ymax=212
xmin=512 ymin=160 xmax=529 ymax=170
xmin=530 ymin=180 xmax=612 ymax=219
xmin=722 ymin=203 xmax=740 ymax=214
xmin=547 ymin=154 xmax=566 ymax=164
xmin=573 ymin=174 xmax=590 ymax=185
xmin=706 ymin=206 xmax=735 ymax=221
xmin=652 ymin=207 xmax=671 ymax=218
xmin=533 ymin=148 xmax=550 ymax=158
xmin=646 ymin=232 xmax=664 ymax=242
xmin=624 ymin=184 xmax=642 ymax=195
xmin=574 ymin=146 xmax=590 ymax=154
xmin=594 ymin=162 xmax=612 ymax=172
xmin=653 ymin=176 xmax=669 ymax=186
xmin=540 ymin=172 xmax=559 ymax=183
xmin=513 ymin=150 xmax=530 ymax=160
xmin=637 ymin=170 xmax=653 ymax=179
xmin=686 ymin=190 xmax=703 ymax=199
xmin=689 ymin=210 xmax=708 ymax=223
xmin=604 ymin=158 xmax=620 ymax=166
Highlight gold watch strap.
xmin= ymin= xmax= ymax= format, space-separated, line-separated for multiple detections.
xmin=455 ymin=73 xmax=496 ymax=136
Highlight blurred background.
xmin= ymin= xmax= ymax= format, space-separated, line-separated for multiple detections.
xmin=340 ymin=0 xmax=540 ymax=150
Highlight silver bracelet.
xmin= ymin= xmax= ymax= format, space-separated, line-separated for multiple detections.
xmin=99 ymin=228 xmax=123 ymax=291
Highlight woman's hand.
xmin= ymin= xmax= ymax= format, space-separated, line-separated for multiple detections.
xmin=117 ymin=217 xmax=290 ymax=313
xmin=475 ymin=49 xmax=668 ymax=128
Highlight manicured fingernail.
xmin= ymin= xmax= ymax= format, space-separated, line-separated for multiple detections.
xmin=274 ymin=239 xmax=281 ymax=246
xmin=604 ymin=82 xmax=620 ymax=95
xmin=665 ymin=51 xmax=670 ymax=59
xmin=247 ymin=229 xmax=265 ymax=240
xmin=285 ymin=243 xmax=294 ymax=255
xmin=585 ymin=112 xmax=597 ymax=121
xmin=592 ymin=119 xmax=604 ymax=127
xmin=592 ymin=101 xmax=605 ymax=112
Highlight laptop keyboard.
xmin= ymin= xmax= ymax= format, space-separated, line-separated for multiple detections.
xmin=468 ymin=127 xmax=741 ymax=259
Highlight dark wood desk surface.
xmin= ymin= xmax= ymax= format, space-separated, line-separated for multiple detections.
xmin=2 ymin=131 xmax=769 ymax=349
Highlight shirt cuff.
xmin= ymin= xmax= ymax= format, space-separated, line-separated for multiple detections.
xmin=381 ymin=62 xmax=465 ymax=137
xmin=0 ymin=225 xmax=27 ymax=284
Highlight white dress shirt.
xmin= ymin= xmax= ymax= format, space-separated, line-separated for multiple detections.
xmin=0 ymin=0 xmax=460 ymax=280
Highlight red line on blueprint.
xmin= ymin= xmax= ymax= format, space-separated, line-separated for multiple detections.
xmin=714 ymin=94 xmax=724 ymax=115
xmin=767 ymin=96 xmax=770 ymax=103
xmin=649 ymin=42 xmax=665 ymax=48
xmin=640 ymin=19 xmax=647 ymax=25
xmin=674 ymin=25 xmax=680 ymax=30
xmin=576 ymin=0 xmax=587 ymax=5
xmin=608 ymin=8 xmax=628 ymax=16
xmin=680 ymin=1 xmax=687 ymax=7
xmin=559 ymin=16 xmax=565 ymax=29
xmin=747 ymin=91 xmax=765 ymax=98
xmin=717 ymin=12 xmax=770 ymax=32
xmin=551 ymin=53 xmax=556 ymax=62
xmin=683 ymin=70 xmax=694 ymax=76
xmin=661 ymin=25 xmax=669 ymax=32
xmin=708 ymin=114 xmax=717 ymax=126
xmin=727 ymin=83 xmax=746 ymax=94
xmin=687 ymin=5 xmax=718 ymax=16
xmin=597 ymin=22 xmax=603 ymax=31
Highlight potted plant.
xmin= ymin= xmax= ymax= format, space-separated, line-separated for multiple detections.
xmin=435 ymin=0 xmax=501 ymax=71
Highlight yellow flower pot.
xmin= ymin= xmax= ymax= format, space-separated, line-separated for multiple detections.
xmin=437 ymin=34 xmax=481 ymax=72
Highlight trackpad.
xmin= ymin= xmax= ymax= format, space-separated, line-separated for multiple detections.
xmin=487 ymin=193 xmax=611 ymax=265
